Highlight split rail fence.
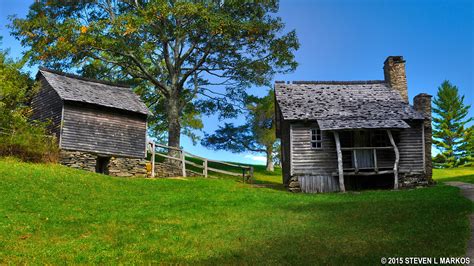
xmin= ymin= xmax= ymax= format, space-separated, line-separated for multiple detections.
xmin=147 ymin=141 xmax=253 ymax=182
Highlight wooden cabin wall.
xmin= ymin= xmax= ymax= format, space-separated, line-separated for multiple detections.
xmin=398 ymin=121 xmax=424 ymax=173
xmin=280 ymin=119 xmax=291 ymax=185
xmin=30 ymin=77 xmax=63 ymax=138
xmin=289 ymin=122 xmax=339 ymax=193
xmin=290 ymin=122 xmax=338 ymax=176
xmin=61 ymin=103 xmax=147 ymax=158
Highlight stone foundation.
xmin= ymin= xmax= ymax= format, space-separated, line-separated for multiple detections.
xmin=59 ymin=150 xmax=201 ymax=178
xmin=59 ymin=150 xmax=97 ymax=172
xmin=288 ymin=176 xmax=301 ymax=193
xmin=153 ymin=162 xmax=200 ymax=178
xmin=59 ymin=150 xmax=147 ymax=177
xmin=399 ymin=172 xmax=432 ymax=188
xmin=109 ymin=157 xmax=147 ymax=177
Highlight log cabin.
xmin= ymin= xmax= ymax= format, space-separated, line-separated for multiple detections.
xmin=31 ymin=68 xmax=149 ymax=177
xmin=275 ymin=56 xmax=432 ymax=193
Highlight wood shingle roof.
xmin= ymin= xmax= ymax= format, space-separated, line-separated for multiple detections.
xmin=275 ymin=81 xmax=423 ymax=130
xmin=38 ymin=68 xmax=149 ymax=115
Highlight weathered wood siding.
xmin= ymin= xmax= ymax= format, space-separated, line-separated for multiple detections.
xmin=61 ymin=103 xmax=147 ymax=158
xmin=290 ymin=122 xmax=338 ymax=175
xmin=30 ymin=77 xmax=63 ymax=138
xmin=290 ymin=122 xmax=340 ymax=192
xmin=299 ymin=175 xmax=339 ymax=193
xmin=398 ymin=121 xmax=424 ymax=173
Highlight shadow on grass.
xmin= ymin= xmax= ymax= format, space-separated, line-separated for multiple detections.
xmin=434 ymin=174 xmax=474 ymax=184
xmin=189 ymin=186 xmax=470 ymax=264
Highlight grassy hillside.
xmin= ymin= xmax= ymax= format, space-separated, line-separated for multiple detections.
xmin=433 ymin=167 xmax=474 ymax=184
xmin=0 ymin=158 xmax=472 ymax=264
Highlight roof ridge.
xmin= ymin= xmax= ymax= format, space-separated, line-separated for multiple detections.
xmin=280 ymin=80 xmax=387 ymax=85
xmin=39 ymin=67 xmax=132 ymax=89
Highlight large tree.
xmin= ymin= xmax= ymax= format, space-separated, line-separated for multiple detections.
xmin=202 ymin=89 xmax=277 ymax=171
xmin=432 ymin=80 xmax=472 ymax=167
xmin=9 ymin=0 xmax=298 ymax=148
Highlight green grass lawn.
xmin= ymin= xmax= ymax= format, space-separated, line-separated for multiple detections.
xmin=433 ymin=167 xmax=474 ymax=184
xmin=0 ymin=158 xmax=472 ymax=264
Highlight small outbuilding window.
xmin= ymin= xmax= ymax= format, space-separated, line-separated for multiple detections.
xmin=311 ymin=129 xmax=322 ymax=149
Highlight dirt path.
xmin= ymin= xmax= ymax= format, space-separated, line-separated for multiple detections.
xmin=445 ymin=182 xmax=474 ymax=262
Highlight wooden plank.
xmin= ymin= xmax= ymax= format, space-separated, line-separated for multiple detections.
xmin=422 ymin=123 xmax=426 ymax=174
xmin=185 ymin=160 xmax=204 ymax=169
xmin=290 ymin=124 xmax=293 ymax=176
xmin=333 ymin=131 xmax=346 ymax=192
xmin=373 ymin=149 xmax=378 ymax=173
xmin=207 ymin=167 xmax=242 ymax=177
xmin=151 ymin=142 xmax=155 ymax=177
xmin=387 ymin=130 xmax=399 ymax=189
xmin=340 ymin=146 xmax=393 ymax=150
xmin=203 ymin=158 xmax=208 ymax=178
xmin=353 ymin=149 xmax=358 ymax=173
xmin=180 ymin=150 xmax=186 ymax=177
xmin=333 ymin=170 xmax=394 ymax=176
xmin=206 ymin=159 xmax=250 ymax=170
xmin=155 ymin=153 xmax=181 ymax=161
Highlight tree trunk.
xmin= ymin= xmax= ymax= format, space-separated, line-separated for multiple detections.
xmin=265 ymin=147 xmax=274 ymax=172
xmin=167 ymin=93 xmax=181 ymax=149
xmin=166 ymin=92 xmax=182 ymax=167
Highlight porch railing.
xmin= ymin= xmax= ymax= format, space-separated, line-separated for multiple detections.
xmin=340 ymin=146 xmax=394 ymax=174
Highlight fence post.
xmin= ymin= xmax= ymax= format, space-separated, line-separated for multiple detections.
xmin=249 ymin=167 xmax=254 ymax=183
xmin=151 ymin=142 xmax=156 ymax=178
xmin=203 ymin=158 xmax=208 ymax=178
xmin=181 ymin=150 xmax=187 ymax=177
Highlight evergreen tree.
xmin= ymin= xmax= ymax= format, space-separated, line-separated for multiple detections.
xmin=202 ymin=89 xmax=277 ymax=171
xmin=432 ymin=80 xmax=472 ymax=167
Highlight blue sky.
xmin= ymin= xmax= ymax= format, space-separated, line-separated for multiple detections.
xmin=1 ymin=0 xmax=473 ymax=165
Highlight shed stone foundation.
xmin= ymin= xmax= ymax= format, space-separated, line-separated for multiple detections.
xmin=59 ymin=150 xmax=201 ymax=178
xmin=59 ymin=150 xmax=147 ymax=177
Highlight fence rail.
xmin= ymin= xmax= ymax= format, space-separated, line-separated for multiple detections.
xmin=147 ymin=141 xmax=253 ymax=182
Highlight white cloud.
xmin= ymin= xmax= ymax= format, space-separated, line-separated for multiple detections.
xmin=244 ymin=154 xmax=267 ymax=163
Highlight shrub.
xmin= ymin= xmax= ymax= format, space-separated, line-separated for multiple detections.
xmin=0 ymin=110 xmax=59 ymax=163
xmin=0 ymin=38 xmax=58 ymax=163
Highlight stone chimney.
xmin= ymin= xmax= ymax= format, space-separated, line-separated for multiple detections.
xmin=384 ymin=56 xmax=408 ymax=102
xmin=413 ymin=93 xmax=433 ymax=181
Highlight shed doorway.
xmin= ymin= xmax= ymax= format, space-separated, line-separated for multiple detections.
xmin=96 ymin=156 xmax=110 ymax=174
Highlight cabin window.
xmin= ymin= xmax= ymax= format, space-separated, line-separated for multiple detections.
xmin=310 ymin=129 xmax=322 ymax=149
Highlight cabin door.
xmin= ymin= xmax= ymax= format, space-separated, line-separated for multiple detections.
xmin=353 ymin=131 xmax=374 ymax=169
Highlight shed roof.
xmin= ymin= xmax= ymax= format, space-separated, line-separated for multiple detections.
xmin=275 ymin=81 xmax=423 ymax=130
xmin=38 ymin=68 xmax=149 ymax=115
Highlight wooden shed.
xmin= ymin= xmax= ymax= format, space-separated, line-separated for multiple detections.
xmin=275 ymin=56 xmax=432 ymax=193
xmin=31 ymin=68 xmax=149 ymax=176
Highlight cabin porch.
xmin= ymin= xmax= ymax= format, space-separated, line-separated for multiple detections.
xmin=331 ymin=129 xmax=400 ymax=192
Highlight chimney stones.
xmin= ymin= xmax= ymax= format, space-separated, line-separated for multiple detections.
xmin=384 ymin=56 xmax=408 ymax=102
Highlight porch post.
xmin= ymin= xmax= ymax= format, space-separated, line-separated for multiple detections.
xmin=333 ymin=131 xmax=346 ymax=192
xmin=387 ymin=130 xmax=399 ymax=189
